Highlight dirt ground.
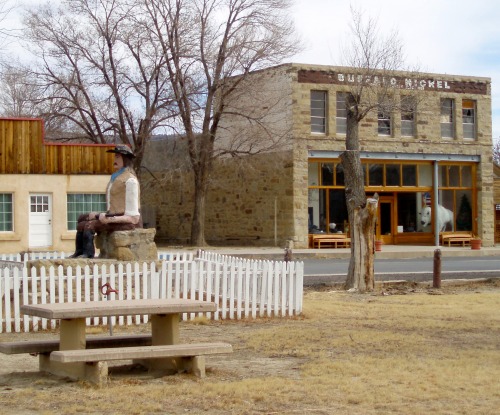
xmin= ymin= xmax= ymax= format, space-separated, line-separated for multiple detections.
xmin=0 ymin=313 xmax=303 ymax=400
xmin=1 ymin=280 xmax=499 ymax=415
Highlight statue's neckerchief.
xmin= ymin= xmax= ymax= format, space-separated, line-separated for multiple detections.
xmin=110 ymin=167 xmax=126 ymax=183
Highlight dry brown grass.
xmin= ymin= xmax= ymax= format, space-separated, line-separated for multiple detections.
xmin=1 ymin=281 xmax=499 ymax=415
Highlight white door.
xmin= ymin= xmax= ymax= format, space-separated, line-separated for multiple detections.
xmin=29 ymin=194 xmax=53 ymax=248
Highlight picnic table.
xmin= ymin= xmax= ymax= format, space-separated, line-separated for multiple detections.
xmin=1 ymin=299 xmax=232 ymax=385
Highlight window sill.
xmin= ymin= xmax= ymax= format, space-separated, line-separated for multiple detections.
xmin=61 ymin=232 xmax=77 ymax=240
xmin=0 ymin=232 xmax=21 ymax=241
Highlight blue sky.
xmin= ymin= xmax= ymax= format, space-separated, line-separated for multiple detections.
xmin=291 ymin=0 xmax=500 ymax=140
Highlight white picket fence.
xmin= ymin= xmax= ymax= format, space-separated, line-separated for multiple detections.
xmin=0 ymin=251 xmax=194 ymax=263
xmin=0 ymin=250 xmax=303 ymax=333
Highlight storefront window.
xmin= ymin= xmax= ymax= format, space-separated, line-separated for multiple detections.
xmin=321 ymin=163 xmax=334 ymax=186
xmin=402 ymin=165 xmax=417 ymax=186
xmin=329 ymin=190 xmax=348 ymax=233
xmin=335 ymin=163 xmax=345 ymax=186
xmin=308 ymin=160 xmax=475 ymax=240
xmin=455 ymin=191 xmax=473 ymax=231
xmin=308 ymin=188 xmax=349 ymax=234
xmin=386 ymin=164 xmax=400 ymax=186
xmin=439 ymin=190 xmax=455 ymax=231
xmin=418 ymin=164 xmax=433 ymax=186
xmin=369 ymin=164 xmax=383 ymax=186
xmin=439 ymin=164 xmax=473 ymax=187
xmin=397 ymin=193 xmax=418 ymax=232
xmin=449 ymin=166 xmax=460 ymax=187
xmin=308 ymin=188 xmax=326 ymax=233
xmin=461 ymin=165 xmax=472 ymax=187
xmin=308 ymin=162 xmax=319 ymax=186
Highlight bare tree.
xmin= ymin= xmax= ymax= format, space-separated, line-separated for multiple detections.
xmin=20 ymin=0 xmax=177 ymax=169
xmin=0 ymin=61 xmax=70 ymax=136
xmin=493 ymin=139 xmax=500 ymax=166
xmin=0 ymin=0 xmax=15 ymax=50
xmin=339 ymin=8 xmax=417 ymax=291
xmin=0 ymin=62 xmax=40 ymax=116
xmin=142 ymin=0 xmax=301 ymax=246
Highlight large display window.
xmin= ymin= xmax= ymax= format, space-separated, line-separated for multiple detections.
xmin=308 ymin=160 xmax=476 ymax=244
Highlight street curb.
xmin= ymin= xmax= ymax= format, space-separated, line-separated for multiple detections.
xmin=305 ymin=277 xmax=500 ymax=290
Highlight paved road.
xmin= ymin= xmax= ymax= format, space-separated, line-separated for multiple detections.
xmin=303 ymin=256 xmax=500 ymax=285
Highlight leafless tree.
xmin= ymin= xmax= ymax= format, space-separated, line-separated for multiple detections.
xmin=20 ymin=0 xmax=177 ymax=170
xmin=142 ymin=0 xmax=301 ymax=246
xmin=0 ymin=0 xmax=15 ymax=50
xmin=0 ymin=62 xmax=39 ymax=116
xmin=493 ymin=139 xmax=500 ymax=166
xmin=0 ymin=61 xmax=69 ymax=136
xmin=339 ymin=8 xmax=419 ymax=292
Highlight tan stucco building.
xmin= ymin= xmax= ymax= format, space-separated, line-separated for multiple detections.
xmin=0 ymin=118 xmax=113 ymax=254
xmin=142 ymin=63 xmax=493 ymax=248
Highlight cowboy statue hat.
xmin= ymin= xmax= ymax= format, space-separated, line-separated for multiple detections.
xmin=106 ymin=144 xmax=136 ymax=158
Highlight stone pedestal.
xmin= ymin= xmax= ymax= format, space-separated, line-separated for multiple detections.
xmin=95 ymin=228 xmax=158 ymax=261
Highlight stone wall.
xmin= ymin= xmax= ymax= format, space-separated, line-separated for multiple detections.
xmin=141 ymin=151 xmax=295 ymax=247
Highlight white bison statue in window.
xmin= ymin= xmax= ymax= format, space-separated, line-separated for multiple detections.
xmin=420 ymin=205 xmax=454 ymax=232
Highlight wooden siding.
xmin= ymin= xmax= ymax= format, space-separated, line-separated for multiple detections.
xmin=0 ymin=118 xmax=114 ymax=175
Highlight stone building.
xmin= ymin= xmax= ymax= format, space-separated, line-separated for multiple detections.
xmin=141 ymin=63 xmax=493 ymax=248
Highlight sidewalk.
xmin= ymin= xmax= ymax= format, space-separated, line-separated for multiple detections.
xmin=157 ymin=243 xmax=500 ymax=261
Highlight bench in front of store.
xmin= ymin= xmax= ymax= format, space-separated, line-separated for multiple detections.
xmin=310 ymin=234 xmax=351 ymax=249
xmin=440 ymin=231 xmax=473 ymax=247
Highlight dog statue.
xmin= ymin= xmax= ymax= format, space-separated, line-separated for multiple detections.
xmin=420 ymin=205 xmax=454 ymax=232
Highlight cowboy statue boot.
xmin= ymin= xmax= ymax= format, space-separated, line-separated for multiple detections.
xmin=80 ymin=230 xmax=95 ymax=258
xmin=68 ymin=231 xmax=84 ymax=258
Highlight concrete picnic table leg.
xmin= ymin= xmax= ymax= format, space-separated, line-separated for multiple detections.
xmin=151 ymin=313 xmax=179 ymax=345
xmin=40 ymin=318 xmax=97 ymax=381
xmin=145 ymin=313 xmax=194 ymax=375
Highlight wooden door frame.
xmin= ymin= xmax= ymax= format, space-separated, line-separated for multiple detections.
xmin=376 ymin=195 xmax=396 ymax=244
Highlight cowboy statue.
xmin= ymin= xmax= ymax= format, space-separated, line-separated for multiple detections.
xmin=70 ymin=144 xmax=142 ymax=258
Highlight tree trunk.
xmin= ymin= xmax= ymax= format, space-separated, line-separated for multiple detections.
xmin=343 ymin=196 xmax=378 ymax=291
xmin=190 ymin=172 xmax=208 ymax=246
xmin=340 ymin=105 xmax=378 ymax=292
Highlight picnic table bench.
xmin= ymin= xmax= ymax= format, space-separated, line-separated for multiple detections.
xmin=1 ymin=299 xmax=232 ymax=385
xmin=0 ymin=334 xmax=153 ymax=354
